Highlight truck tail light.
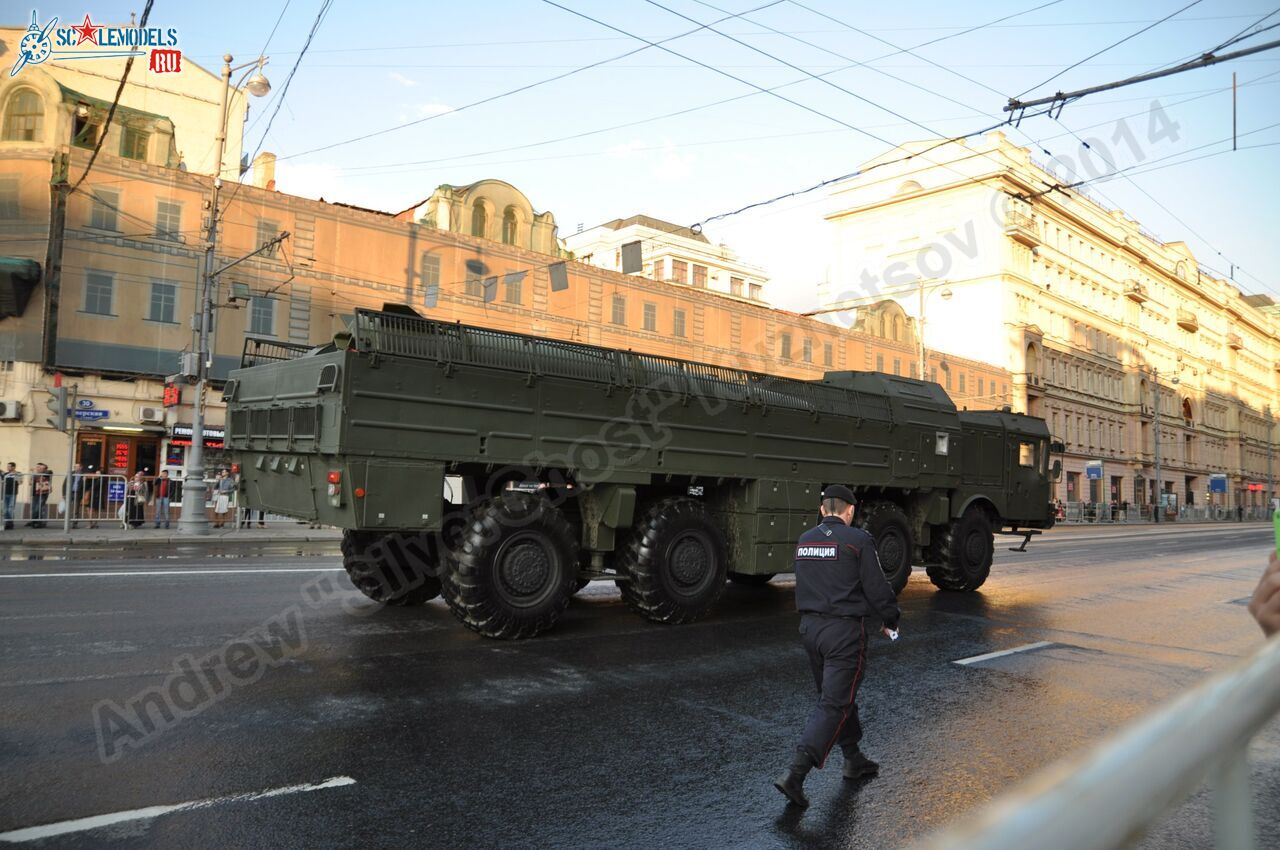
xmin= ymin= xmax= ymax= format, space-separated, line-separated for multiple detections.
xmin=327 ymin=469 xmax=342 ymax=502
xmin=327 ymin=471 xmax=341 ymax=484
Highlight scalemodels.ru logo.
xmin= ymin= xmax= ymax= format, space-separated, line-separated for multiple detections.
xmin=9 ymin=10 xmax=182 ymax=77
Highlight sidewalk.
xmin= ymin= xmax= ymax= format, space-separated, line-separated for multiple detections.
xmin=0 ymin=523 xmax=343 ymax=548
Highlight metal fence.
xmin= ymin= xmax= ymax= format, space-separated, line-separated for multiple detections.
xmin=1055 ymin=501 xmax=1270 ymax=525
xmin=1 ymin=472 xmax=316 ymax=531
xmin=909 ymin=634 xmax=1280 ymax=850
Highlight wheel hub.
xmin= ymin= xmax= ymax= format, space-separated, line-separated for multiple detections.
xmin=878 ymin=533 xmax=904 ymax=573
xmin=669 ymin=534 xmax=710 ymax=587
xmin=963 ymin=529 xmax=986 ymax=564
xmin=499 ymin=539 xmax=550 ymax=597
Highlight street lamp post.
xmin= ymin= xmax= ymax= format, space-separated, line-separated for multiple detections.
xmin=178 ymin=54 xmax=270 ymax=535
xmin=916 ymin=279 xmax=952 ymax=381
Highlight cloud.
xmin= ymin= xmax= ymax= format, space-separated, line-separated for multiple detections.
xmin=388 ymin=71 xmax=417 ymax=88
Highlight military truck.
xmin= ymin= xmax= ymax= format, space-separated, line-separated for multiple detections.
xmin=225 ymin=307 xmax=1059 ymax=639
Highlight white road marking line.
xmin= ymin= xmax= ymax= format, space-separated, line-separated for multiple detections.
xmin=0 ymin=776 xmax=356 ymax=843
xmin=0 ymin=568 xmax=345 ymax=579
xmin=0 ymin=610 xmax=135 ymax=620
xmin=954 ymin=641 xmax=1055 ymax=666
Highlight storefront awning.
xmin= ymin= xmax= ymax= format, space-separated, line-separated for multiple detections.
xmin=0 ymin=257 xmax=41 ymax=318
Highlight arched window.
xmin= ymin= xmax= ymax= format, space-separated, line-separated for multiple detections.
xmin=892 ymin=315 xmax=902 ymax=342
xmin=1182 ymin=398 xmax=1193 ymax=422
xmin=878 ymin=313 xmax=887 ymax=338
xmin=471 ymin=201 xmax=487 ymax=238
xmin=2 ymin=89 xmax=44 ymax=142
xmin=502 ymin=206 xmax=518 ymax=245
xmin=1025 ymin=343 xmax=1040 ymax=378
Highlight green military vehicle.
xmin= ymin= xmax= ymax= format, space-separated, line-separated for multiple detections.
xmin=225 ymin=307 xmax=1059 ymax=639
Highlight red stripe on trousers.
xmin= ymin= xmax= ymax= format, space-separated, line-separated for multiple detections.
xmin=819 ymin=618 xmax=866 ymax=768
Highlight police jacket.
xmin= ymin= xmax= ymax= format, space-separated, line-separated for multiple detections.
xmin=793 ymin=515 xmax=900 ymax=629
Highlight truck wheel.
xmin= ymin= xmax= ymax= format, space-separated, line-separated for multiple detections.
xmin=862 ymin=501 xmax=912 ymax=594
xmin=617 ymin=498 xmax=728 ymax=624
xmin=728 ymin=572 xmax=775 ymax=587
xmin=341 ymin=530 xmax=441 ymax=606
xmin=927 ymin=507 xmax=994 ymax=592
xmin=442 ymin=492 xmax=579 ymax=639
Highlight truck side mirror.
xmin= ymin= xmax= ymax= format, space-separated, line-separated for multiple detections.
xmin=1050 ymin=460 xmax=1062 ymax=481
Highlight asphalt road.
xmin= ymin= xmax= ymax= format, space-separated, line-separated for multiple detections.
xmin=0 ymin=524 xmax=1275 ymax=849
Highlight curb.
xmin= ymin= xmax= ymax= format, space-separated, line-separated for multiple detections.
xmin=0 ymin=533 xmax=341 ymax=548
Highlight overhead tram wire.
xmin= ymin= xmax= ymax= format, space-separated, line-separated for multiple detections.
xmin=1011 ymin=0 xmax=1205 ymax=101
xmin=1147 ymin=6 xmax=1280 ymax=74
xmin=271 ymin=1 xmax=787 ymax=164
xmin=311 ymin=0 xmax=1073 ymax=177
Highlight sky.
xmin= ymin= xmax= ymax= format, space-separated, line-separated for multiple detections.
xmin=44 ymin=0 xmax=1280 ymax=312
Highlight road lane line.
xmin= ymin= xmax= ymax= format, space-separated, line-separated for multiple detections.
xmin=0 ymin=610 xmax=135 ymax=620
xmin=954 ymin=641 xmax=1055 ymax=666
xmin=0 ymin=776 xmax=356 ymax=843
xmin=0 ymin=568 xmax=345 ymax=579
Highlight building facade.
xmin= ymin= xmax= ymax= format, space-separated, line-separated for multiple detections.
xmin=823 ymin=131 xmax=1279 ymax=510
xmin=565 ymin=215 xmax=767 ymax=302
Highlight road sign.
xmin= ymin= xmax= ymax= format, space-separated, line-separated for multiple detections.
xmin=73 ymin=409 xmax=109 ymax=421
xmin=1209 ymin=474 xmax=1228 ymax=494
xmin=77 ymin=398 xmax=95 ymax=409
xmin=107 ymin=480 xmax=125 ymax=502
xmin=1085 ymin=460 xmax=1103 ymax=480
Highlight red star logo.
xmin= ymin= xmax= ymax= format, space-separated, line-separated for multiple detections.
xmin=71 ymin=14 xmax=100 ymax=46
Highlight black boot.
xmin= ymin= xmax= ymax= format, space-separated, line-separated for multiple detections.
xmin=842 ymin=748 xmax=879 ymax=780
xmin=774 ymin=751 xmax=813 ymax=808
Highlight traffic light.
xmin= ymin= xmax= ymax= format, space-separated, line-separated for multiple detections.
xmin=45 ymin=386 xmax=67 ymax=432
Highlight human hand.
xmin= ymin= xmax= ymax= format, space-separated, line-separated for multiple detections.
xmin=1248 ymin=551 xmax=1280 ymax=638
xmin=881 ymin=626 xmax=899 ymax=640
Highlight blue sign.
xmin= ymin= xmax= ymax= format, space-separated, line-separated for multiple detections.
xmin=77 ymin=398 xmax=95 ymax=409
xmin=107 ymin=480 xmax=125 ymax=502
xmin=1085 ymin=461 xmax=1103 ymax=480
xmin=1209 ymin=474 xmax=1228 ymax=494
xmin=74 ymin=409 xmax=109 ymax=420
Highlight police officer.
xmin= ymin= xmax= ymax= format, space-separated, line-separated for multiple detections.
xmin=774 ymin=484 xmax=901 ymax=808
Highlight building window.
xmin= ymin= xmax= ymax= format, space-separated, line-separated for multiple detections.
xmin=148 ymin=280 xmax=177 ymax=323
xmin=781 ymin=333 xmax=792 ymax=360
xmin=120 ymin=125 xmax=150 ymax=161
xmin=250 ymin=296 xmax=275 ymax=336
xmin=944 ymin=369 xmax=952 ymax=390
xmin=749 ymin=283 xmax=762 ymax=300
xmin=652 ymin=258 xmax=665 ymax=280
xmin=84 ymin=271 xmax=114 ymax=315
xmin=0 ymin=177 xmax=18 ymax=219
xmin=802 ymin=338 xmax=813 ymax=363
xmin=692 ymin=265 xmax=707 ymax=288
xmin=72 ymin=106 xmax=103 ymax=149
xmin=671 ymin=260 xmax=688 ymax=284
xmin=978 ymin=377 xmax=985 ymax=397
xmin=893 ymin=358 xmax=901 ymax=376
xmin=471 ymin=201 xmax=487 ymax=238
xmin=504 ymin=274 xmax=522 ymax=305
xmin=959 ymin=373 xmax=967 ymax=393
xmin=256 ymin=218 xmax=280 ymax=257
xmin=823 ymin=342 xmax=833 ymax=367
xmin=611 ymin=294 xmax=626 ymax=325
xmin=502 ymin=206 xmax=518 ymax=245
xmin=876 ymin=354 xmax=884 ymax=372
xmin=465 ymin=272 xmax=483 ymax=297
xmin=643 ymin=302 xmax=656 ymax=332
xmin=2 ymin=89 xmax=43 ymax=141
xmin=421 ymin=253 xmax=440 ymax=292
xmin=931 ymin=367 xmax=938 ymax=382
xmin=672 ymin=309 xmax=687 ymax=338
xmin=730 ymin=276 xmax=744 ymax=296
xmin=155 ymin=200 xmax=182 ymax=241
xmin=90 ymin=189 xmax=119 ymax=230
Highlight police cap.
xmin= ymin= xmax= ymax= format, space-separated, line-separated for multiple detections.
xmin=820 ymin=484 xmax=855 ymax=505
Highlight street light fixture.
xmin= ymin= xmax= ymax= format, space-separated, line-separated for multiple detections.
xmin=178 ymin=53 xmax=270 ymax=535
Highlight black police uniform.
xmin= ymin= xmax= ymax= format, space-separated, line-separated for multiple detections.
xmin=791 ymin=513 xmax=900 ymax=769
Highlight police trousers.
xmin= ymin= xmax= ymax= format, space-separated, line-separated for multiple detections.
xmin=797 ymin=614 xmax=868 ymax=768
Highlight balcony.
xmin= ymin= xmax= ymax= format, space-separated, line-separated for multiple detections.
xmin=1005 ymin=211 xmax=1041 ymax=248
xmin=1227 ymin=332 xmax=1243 ymax=350
xmin=1176 ymin=307 xmax=1199 ymax=333
xmin=1123 ymin=280 xmax=1148 ymax=303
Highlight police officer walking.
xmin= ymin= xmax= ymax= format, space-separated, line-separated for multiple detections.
xmin=774 ymin=485 xmax=901 ymax=808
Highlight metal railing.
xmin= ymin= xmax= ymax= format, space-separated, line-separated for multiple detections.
xmin=909 ymin=634 xmax=1280 ymax=850
xmin=1055 ymin=501 xmax=1268 ymax=524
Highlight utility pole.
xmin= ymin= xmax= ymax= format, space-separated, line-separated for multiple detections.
xmin=917 ymin=276 xmax=926 ymax=381
xmin=1268 ymin=404 xmax=1274 ymax=513
xmin=1153 ymin=370 xmax=1161 ymax=523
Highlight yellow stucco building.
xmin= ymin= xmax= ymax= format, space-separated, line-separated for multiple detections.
xmin=823 ymin=131 xmax=1279 ymax=513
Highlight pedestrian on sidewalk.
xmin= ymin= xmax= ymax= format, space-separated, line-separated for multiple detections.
xmin=67 ymin=463 xmax=84 ymax=528
xmin=81 ymin=471 xmax=106 ymax=528
xmin=773 ymin=485 xmax=901 ymax=809
xmin=2 ymin=462 xmax=19 ymax=530
xmin=125 ymin=471 xmax=149 ymax=528
xmin=213 ymin=469 xmax=234 ymax=528
xmin=152 ymin=470 xmax=172 ymax=529
xmin=29 ymin=463 xmax=51 ymax=529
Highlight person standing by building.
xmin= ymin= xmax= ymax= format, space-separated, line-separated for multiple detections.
xmin=2 ymin=462 xmax=19 ymax=531
xmin=125 ymin=471 xmax=150 ymax=529
xmin=29 ymin=463 xmax=51 ymax=529
xmin=82 ymin=470 xmax=107 ymax=529
xmin=152 ymin=470 xmax=173 ymax=529
xmin=774 ymin=485 xmax=901 ymax=809
xmin=213 ymin=469 xmax=235 ymax=528
xmin=67 ymin=463 xmax=84 ymax=528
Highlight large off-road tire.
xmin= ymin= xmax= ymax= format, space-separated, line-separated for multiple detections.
xmin=341 ymin=530 xmax=442 ymax=606
xmin=728 ymin=572 xmax=775 ymax=587
xmin=617 ymin=497 xmax=728 ymax=624
xmin=441 ymin=492 xmax=580 ymax=639
xmin=861 ymin=500 xmax=913 ymax=594
xmin=927 ymin=506 xmax=995 ymax=592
